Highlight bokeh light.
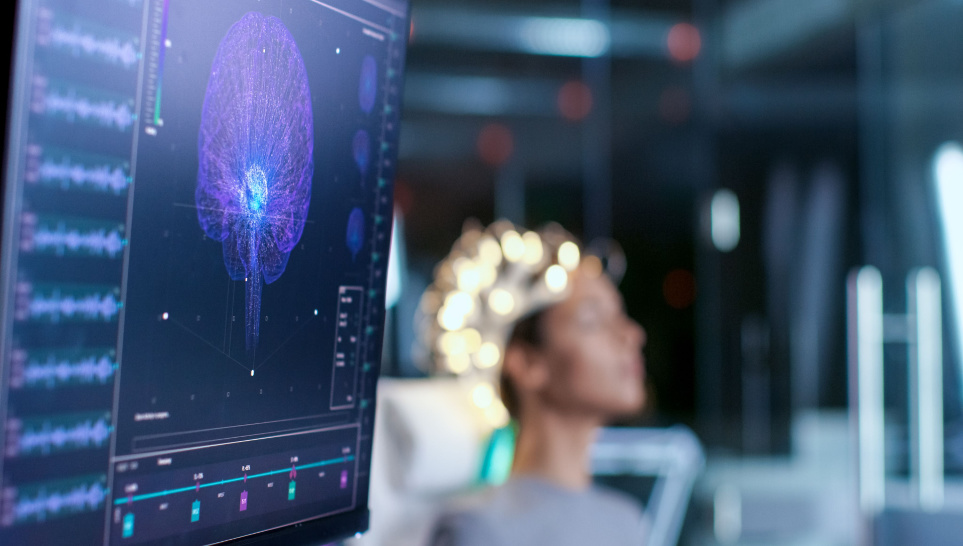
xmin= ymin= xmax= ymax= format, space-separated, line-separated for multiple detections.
xmin=557 ymin=80 xmax=593 ymax=121
xmin=663 ymin=269 xmax=697 ymax=309
xmin=667 ymin=22 xmax=701 ymax=63
xmin=477 ymin=123 xmax=514 ymax=166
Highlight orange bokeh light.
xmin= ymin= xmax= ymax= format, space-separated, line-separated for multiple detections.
xmin=667 ymin=23 xmax=701 ymax=63
xmin=477 ymin=123 xmax=514 ymax=167
xmin=557 ymin=80 xmax=593 ymax=122
xmin=663 ymin=269 xmax=697 ymax=309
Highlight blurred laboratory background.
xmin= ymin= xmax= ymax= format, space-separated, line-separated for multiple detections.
xmin=360 ymin=0 xmax=963 ymax=545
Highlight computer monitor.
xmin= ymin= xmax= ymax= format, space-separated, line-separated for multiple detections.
xmin=0 ymin=0 xmax=409 ymax=544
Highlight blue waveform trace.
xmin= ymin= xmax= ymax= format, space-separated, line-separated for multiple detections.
xmin=22 ymin=284 xmax=122 ymax=323
xmin=8 ymin=477 xmax=107 ymax=525
xmin=44 ymin=91 xmax=134 ymax=130
xmin=47 ymin=26 xmax=140 ymax=69
xmin=35 ymin=155 xmax=130 ymax=193
xmin=13 ymin=348 xmax=117 ymax=389
xmin=10 ymin=413 xmax=112 ymax=457
xmin=35 ymin=79 xmax=136 ymax=131
xmin=26 ymin=220 xmax=126 ymax=258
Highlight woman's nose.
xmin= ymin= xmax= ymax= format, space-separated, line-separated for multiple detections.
xmin=620 ymin=315 xmax=646 ymax=349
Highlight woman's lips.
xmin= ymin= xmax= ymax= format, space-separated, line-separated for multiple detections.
xmin=622 ymin=356 xmax=644 ymax=380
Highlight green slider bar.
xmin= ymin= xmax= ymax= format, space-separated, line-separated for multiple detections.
xmin=114 ymin=455 xmax=355 ymax=505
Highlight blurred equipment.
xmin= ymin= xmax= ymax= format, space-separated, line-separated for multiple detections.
xmin=593 ymin=427 xmax=705 ymax=546
xmin=694 ymin=412 xmax=859 ymax=546
xmin=848 ymin=266 xmax=963 ymax=545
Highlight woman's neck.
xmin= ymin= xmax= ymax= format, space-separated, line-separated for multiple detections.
xmin=510 ymin=406 xmax=600 ymax=490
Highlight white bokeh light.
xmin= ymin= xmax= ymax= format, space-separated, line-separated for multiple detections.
xmin=711 ymin=188 xmax=740 ymax=252
xmin=934 ymin=142 xmax=963 ymax=394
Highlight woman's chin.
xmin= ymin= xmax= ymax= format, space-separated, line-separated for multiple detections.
xmin=600 ymin=391 xmax=645 ymax=419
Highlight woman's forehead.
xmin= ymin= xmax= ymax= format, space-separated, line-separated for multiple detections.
xmin=552 ymin=272 xmax=621 ymax=319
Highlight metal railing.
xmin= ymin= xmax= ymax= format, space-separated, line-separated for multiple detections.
xmin=847 ymin=266 xmax=945 ymax=537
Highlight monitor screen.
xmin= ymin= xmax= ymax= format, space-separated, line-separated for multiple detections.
xmin=0 ymin=0 xmax=408 ymax=544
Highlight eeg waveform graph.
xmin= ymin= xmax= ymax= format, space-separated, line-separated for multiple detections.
xmin=1 ymin=475 xmax=108 ymax=527
xmin=36 ymin=8 xmax=141 ymax=70
xmin=15 ymin=283 xmax=122 ymax=323
xmin=31 ymin=78 xmax=136 ymax=132
xmin=25 ymin=145 xmax=132 ymax=194
xmin=5 ymin=412 xmax=112 ymax=457
xmin=9 ymin=348 xmax=117 ymax=389
xmin=20 ymin=214 xmax=126 ymax=258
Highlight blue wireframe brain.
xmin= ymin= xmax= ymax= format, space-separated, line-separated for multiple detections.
xmin=196 ymin=12 xmax=314 ymax=350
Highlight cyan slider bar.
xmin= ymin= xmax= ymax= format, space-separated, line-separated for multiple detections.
xmin=114 ymin=455 xmax=355 ymax=505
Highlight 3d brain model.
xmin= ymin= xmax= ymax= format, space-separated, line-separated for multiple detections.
xmin=196 ymin=12 xmax=314 ymax=351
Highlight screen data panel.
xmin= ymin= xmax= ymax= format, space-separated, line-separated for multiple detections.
xmin=0 ymin=0 xmax=407 ymax=544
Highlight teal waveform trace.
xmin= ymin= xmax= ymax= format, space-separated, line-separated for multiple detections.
xmin=37 ymin=8 xmax=141 ymax=70
xmin=34 ymin=78 xmax=136 ymax=132
xmin=12 ymin=347 xmax=117 ymax=389
xmin=9 ymin=412 xmax=113 ymax=457
xmin=7 ymin=474 xmax=108 ymax=525
xmin=22 ymin=213 xmax=127 ymax=259
xmin=27 ymin=145 xmax=132 ymax=194
xmin=19 ymin=282 xmax=122 ymax=323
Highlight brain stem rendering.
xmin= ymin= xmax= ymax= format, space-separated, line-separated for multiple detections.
xmin=196 ymin=12 xmax=314 ymax=351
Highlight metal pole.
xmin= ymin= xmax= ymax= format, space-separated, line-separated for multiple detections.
xmin=848 ymin=266 xmax=885 ymax=516
xmin=908 ymin=267 xmax=944 ymax=511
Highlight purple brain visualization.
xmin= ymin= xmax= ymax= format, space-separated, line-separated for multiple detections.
xmin=196 ymin=12 xmax=314 ymax=351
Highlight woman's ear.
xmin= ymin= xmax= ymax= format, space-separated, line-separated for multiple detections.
xmin=502 ymin=342 xmax=550 ymax=397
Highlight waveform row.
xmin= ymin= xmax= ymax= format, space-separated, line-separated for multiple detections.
xmin=29 ymin=293 xmax=121 ymax=322
xmin=47 ymin=26 xmax=139 ymax=69
xmin=10 ymin=478 xmax=107 ymax=524
xmin=39 ymin=87 xmax=135 ymax=131
xmin=34 ymin=156 xmax=130 ymax=193
xmin=13 ymin=349 xmax=116 ymax=389
xmin=27 ymin=222 xmax=126 ymax=258
xmin=10 ymin=415 xmax=112 ymax=457
xmin=22 ymin=285 xmax=121 ymax=322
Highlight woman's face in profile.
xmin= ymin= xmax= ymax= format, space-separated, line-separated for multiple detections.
xmin=537 ymin=269 xmax=647 ymax=419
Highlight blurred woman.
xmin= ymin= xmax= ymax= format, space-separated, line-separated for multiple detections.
xmin=428 ymin=259 xmax=649 ymax=546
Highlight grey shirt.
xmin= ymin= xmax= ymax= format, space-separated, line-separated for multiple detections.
xmin=428 ymin=477 xmax=649 ymax=546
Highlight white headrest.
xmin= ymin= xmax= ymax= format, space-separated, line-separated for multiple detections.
xmin=375 ymin=377 xmax=492 ymax=495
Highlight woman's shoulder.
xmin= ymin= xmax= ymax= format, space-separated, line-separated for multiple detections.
xmin=587 ymin=482 xmax=646 ymax=518
xmin=428 ymin=490 xmax=502 ymax=546
xmin=427 ymin=478 xmax=647 ymax=546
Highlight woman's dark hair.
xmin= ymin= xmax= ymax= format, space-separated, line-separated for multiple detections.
xmin=499 ymin=309 xmax=547 ymax=419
